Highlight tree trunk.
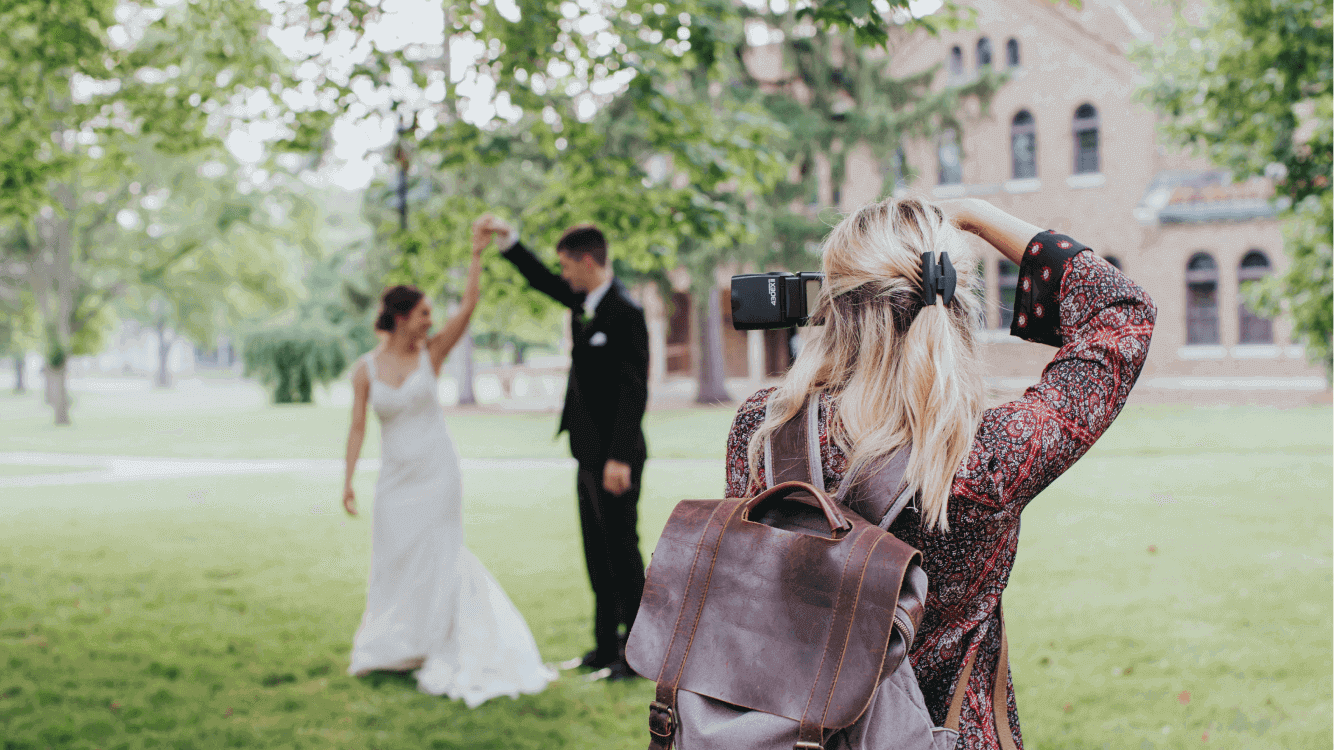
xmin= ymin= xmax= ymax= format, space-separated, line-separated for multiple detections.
xmin=12 ymin=354 xmax=25 ymax=393
xmin=695 ymin=285 xmax=730 ymax=404
xmin=45 ymin=361 xmax=70 ymax=425
xmin=156 ymin=320 xmax=173 ymax=388
xmin=457 ymin=327 xmax=477 ymax=406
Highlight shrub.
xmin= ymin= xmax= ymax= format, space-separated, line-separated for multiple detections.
xmin=242 ymin=324 xmax=348 ymax=404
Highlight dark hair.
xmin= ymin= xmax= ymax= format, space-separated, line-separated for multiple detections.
xmin=375 ymin=285 xmax=425 ymax=332
xmin=555 ymin=225 xmax=608 ymax=266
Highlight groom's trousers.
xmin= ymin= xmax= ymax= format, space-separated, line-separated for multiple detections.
xmin=575 ymin=459 xmax=646 ymax=663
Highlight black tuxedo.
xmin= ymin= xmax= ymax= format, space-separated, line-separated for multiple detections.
xmin=502 ymin=241 xmax=648 ymax=663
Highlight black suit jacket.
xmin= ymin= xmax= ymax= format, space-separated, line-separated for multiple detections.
xmin=502 ymin=241 xmax=649 ymax=468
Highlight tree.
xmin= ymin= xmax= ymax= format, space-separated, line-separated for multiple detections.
xmin=0 ymin=0 xmax=307 ymax=423
xmin=121 ymin=167 xmax=312 ymax=387
xmin=1135 ymin=0 xmax=1332 ymax=378
xmin=286 ymin=0 xmax=993 ymax=405
xmin=0 ymin=282 xmax=38 ymax=392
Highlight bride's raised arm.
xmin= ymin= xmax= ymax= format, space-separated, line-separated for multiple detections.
xmin=426 ymin=223 xmax=488 ymax=374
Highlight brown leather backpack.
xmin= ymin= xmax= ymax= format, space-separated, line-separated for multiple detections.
xmin=626 ymin=395 xmax=1012 ymax=750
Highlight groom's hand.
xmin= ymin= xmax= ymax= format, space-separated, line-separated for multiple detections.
xmin=602 ymin=459 xmax=632 ymax=496
xmin=476 ymin=213 xmax=516 ymax=250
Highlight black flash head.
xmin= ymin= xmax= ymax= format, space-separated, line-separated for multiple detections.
xmin=730 ymin=272 xmax=825 ymax=330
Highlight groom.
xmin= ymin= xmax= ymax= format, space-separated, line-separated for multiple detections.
xmin=478 ymin=214 xmax=648 ymax=680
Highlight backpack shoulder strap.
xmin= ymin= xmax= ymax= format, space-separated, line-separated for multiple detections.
xmin=837 ymin=448 xmax=914 ymax=529
xmin=763 ymin=394 xmax=824 ymax=491
xmin=943 ymin=611 xmax=1019 ymax=750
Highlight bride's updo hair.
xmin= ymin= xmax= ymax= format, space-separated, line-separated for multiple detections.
xmin=748 ymin=196 xmax=986 ymax=532
xmin=375 ymin=285 xmax=425 ymax=333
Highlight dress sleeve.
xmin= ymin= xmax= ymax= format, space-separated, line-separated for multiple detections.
xmin=953 ymin=231 xmax=1157 ymax=515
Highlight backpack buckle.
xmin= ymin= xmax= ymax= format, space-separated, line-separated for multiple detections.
xmin=795 ymin=742 xmax=824 ymax=749
xmin=649 ymin=701 xmax=675 ymax=737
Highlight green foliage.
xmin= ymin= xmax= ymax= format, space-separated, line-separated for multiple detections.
xmin=0 ymin=0 xmax=315 ymax=421
xmin=117 ymin=148 xmax=313 ymax=356
xmin=1135 ymin=0 xmax=1332 ymax=378
xmin=242 ymin=324 xmax=348 ymax=404
xmin=0 ymin=0 xmax=304 ymax=226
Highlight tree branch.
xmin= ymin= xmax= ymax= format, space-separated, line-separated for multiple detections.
xmin=70 ymin=281 xmax=127 ymax=335
xmin=138 ymin=240 xmax=201 ymax=285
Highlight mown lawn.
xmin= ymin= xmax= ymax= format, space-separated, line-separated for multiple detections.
xmin=0 ymin=382 xmax=1329 ymax=749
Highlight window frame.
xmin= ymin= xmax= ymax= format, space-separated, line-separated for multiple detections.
xmin=976 ymin=37 xmax=993 ymax=70
xmin=1238 ymin=250 xmax=1274 ymax=344
xmin=1072 ymin=103 xmax=1100 ymax=175
xmin=1185 ymin=252 xmax=1220 ymax=346
xmin=1011 ymin=110 xmax=1037 ymax=180
xmin=948 ymin=46 xmax=963 ymax=78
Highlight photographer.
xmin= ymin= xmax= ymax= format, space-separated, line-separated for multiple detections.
xmin=725 ymin=196 xmax=1156 ymax=749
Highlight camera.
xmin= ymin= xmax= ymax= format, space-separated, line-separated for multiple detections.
xmin=729 ymin=272 xmax=824 ymax=330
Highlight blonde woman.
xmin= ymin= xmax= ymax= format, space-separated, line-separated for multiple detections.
xmin=725 ymin=197 xmax=1156 ymax=749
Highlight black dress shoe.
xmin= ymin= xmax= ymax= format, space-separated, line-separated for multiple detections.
xmin=580 ymin=649 xmax=617 ymax=670
xmin=605 ymin=659 xmax=642 ymax=681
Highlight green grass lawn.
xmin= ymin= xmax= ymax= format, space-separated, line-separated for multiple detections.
xmin=0 ymin=382 xmax=1330 ymax=749
xmin=0 ymin=381 xmax=739 ymax=461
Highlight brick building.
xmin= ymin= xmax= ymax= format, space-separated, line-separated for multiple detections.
xmin=638 ymin=0 xmax=1327 ymax=399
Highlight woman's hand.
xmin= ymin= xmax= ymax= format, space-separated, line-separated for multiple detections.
xmin=343 ymin=485 xmax=358 ymax=516
xmin=471 ymin=221 xmax=493 ymax=258
xmin=935 ymin=198 xmax=984 ymax=235
xmin=935 ymin=197 xmax=1038 ymax=265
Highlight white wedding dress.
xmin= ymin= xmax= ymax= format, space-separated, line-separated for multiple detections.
xmin=348 ymin=347 xmax=556 ymax=706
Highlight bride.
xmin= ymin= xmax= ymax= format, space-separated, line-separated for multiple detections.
xmin=341 ymin=221 xmax=556 ymax=706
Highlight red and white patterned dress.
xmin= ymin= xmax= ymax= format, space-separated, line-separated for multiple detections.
xmin=724 ymin=232 xmax=1157 ymax=750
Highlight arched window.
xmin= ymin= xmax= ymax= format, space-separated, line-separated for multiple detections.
xmin=998 ymin=259 xmax=1019 ymax=328
xmin=1073 ymin=103 xmax=1099 ymax=174
xmin=938 ymin=129 xmax=961 ymax=185
xmin=976 ymin=38 xmax=993 ymax=70
xmin=1011 ymin=110 xmax=1037 ymax=179
xmin=1186 ymin=252 xmax=1220 ymax=345
xmin=1103 ymin=255 xmax=1123 ymax=271
xmin=949 ymin=46 xmax=963 ymax=77
xmin=1238 ymin=251 xmax=1274 ymax=344
xmin=1006 ymin=38 xmax=1020 ymax=68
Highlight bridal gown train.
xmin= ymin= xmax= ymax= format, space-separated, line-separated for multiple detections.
xmin=348 ymin=347 xmax=556 ymax=706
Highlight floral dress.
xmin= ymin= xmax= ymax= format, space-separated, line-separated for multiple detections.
xmin=724 ymin=232 xmax=1157 ymax=749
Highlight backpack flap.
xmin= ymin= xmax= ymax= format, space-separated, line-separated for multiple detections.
xmin=627 ymin=479 xmax=923 ymax=733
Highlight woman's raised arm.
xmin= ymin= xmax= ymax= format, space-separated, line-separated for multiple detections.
xmin=936 ymin=197 xmax=1043 ymax=264
xmin=426 ymin=226 xmax=488 ymax=373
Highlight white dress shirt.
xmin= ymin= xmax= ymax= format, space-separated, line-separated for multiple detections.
xmin=582 ymin=277 xmax=613 ymax=317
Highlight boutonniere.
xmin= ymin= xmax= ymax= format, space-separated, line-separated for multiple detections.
xmin=578 ymin=307 xmax=592 ymax=325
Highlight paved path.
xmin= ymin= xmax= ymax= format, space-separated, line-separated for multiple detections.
xmin=0 ymin=452 xmax=723 ymax=488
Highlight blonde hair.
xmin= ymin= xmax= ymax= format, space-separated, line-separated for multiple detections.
xmin=747 ymin=196 xmax=986 ymax=531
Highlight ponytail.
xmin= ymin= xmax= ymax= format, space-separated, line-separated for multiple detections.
xmin=895 ymin=301 xmax=982 ymax=531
